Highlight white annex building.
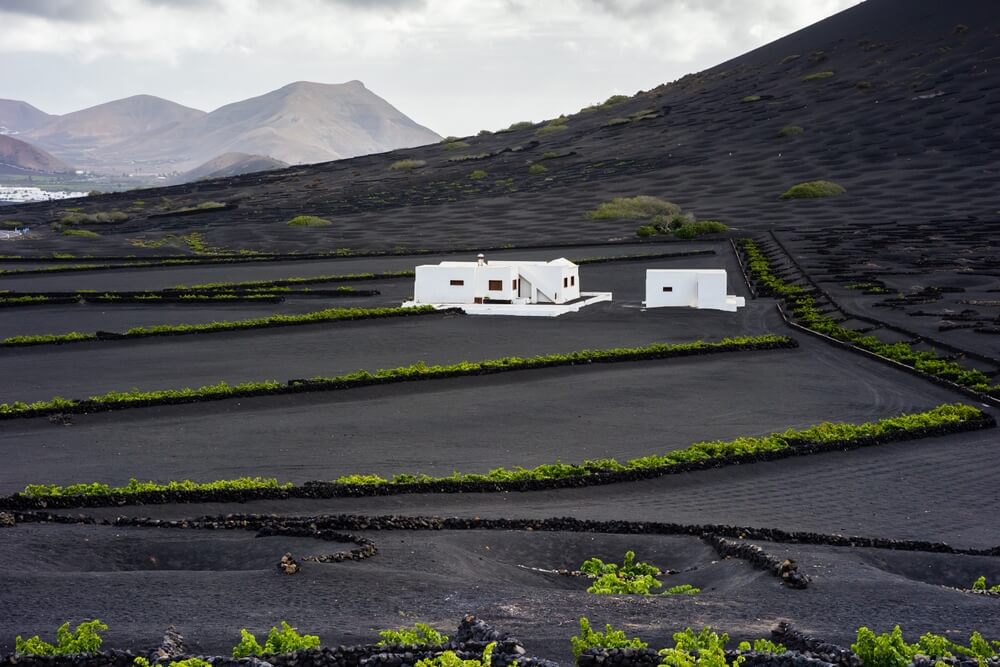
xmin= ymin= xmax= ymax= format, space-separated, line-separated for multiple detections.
xmin=403 ymin=254 xmax=611 ymax=316
xmin=643 ymin=269 xmax=745 ymax=312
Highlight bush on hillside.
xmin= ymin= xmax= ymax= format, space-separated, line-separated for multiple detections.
xmin=779 ymin=180 xmax=846 ymax=199
xmin=287 ymin=215 xmax=332 ymax=227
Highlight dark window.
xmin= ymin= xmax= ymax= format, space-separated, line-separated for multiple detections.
xmin=571 ymin=275 xmax=576 ymax=286
xmin=450 ymin=279 xmax=464 ymax=286
xmin=488 ymin=279 xmax=503 ymax=291
xmin=563 ymin=277 xmax=569 ymax=287
xmin=513 ymin=279 xmax=519 ymax=290
xmin=662 ymin=286 xmax=673 ymax=292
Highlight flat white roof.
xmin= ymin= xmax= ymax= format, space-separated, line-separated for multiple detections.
xmin=424 ymin=257 xmax=577 ymax=268
xmin=647 ymin=269 xmax=727 ymax=274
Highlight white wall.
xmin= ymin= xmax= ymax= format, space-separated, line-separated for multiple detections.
xmin=645 ymin=269 xmax=743 ymax=311
xmin=414 ymin=264 xmax=518 ymax=304
xmin=645 ymin=270 xmax=699 ymax=308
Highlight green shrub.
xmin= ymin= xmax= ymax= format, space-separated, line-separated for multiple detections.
xmin=780 ymin=54 xmax=800 ymax=64
xmin=604 ymin=118 xmax=631 ymax=127
xmin=856 ymin=81 xmax=873 ymax=90
xmin=663 ymin=584 xmax=700 ymax=596
xmin=673 ymin=221 xmax=728 ymax=239
xmin=390 ymin=159 xmax=426 ymax=171
xmin=742 ymin=95 xmax=761 ymax=103
xmin=441 ymin=140 xmax=471 ymax=151
xmin=779 ymin=180 xmax=846 ymax=199
xmin=468 ymin=169 xmax=488 ymax=180
xmin=135 ymin=658 xmax=210 ymax=667
xmin=528 ymin=163 xmax=548 ymax=175
xmin=378 ymin=623 xmax=448 ymax=646
xmin=636 ymin=224 xmax=657 ymax=237
xmin=582 ymin=551 xmax=663 ymax=595
xmin=504 ymin=121 xmax=533 ymax=132
xmin=778 ymin=125 xmax=804 ymax=137
xmin=16 ymin=620 xmax=108 ymax=656
xmin=659 ymin=627 xmax=743 ymax=667
xmin=59 ymin=211 xmax=128 ymax=225
xmin=62 ymin=229 xmax=101 ymax=238
xmin=587 ymin=196 xmax=681 ymax=220
xmin=972 ymin=576 xmax=1000 ymax=592
xmin=415 ymin=643 xmax=494 ymax=667
xmin=571 ymin=618 xmax=647 ymax=660
xmin=540 ymin=151 xmax=560 ymax=159
xmin=232 ymin=622 xmax=320 ymax=658
xmin=536 ymin=117 xmax=568 ymax=135
xmin=287 ymin=215 xmax=332 ymax=227
xmin=802 ymin=71 xmax=835 ymax=81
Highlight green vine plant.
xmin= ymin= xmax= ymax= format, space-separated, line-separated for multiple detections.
xmin=851 ymin=626 xmax=1000 ymax=667
xmin=135 ymin=658 xmax=211 ymax=667
xmin=659 ymin=627 xmax=745 ymax=667
xmin=414 ymin=642 xmax=496 ymax=667
xmin=580 ymin=551 xmax=701 ymax=596
xmin=15 ymin=620 xmax=108 ymax=656
xmin=571 ymin=618 xmax=648 ymax=660
xmin=971 ymin=576 xmax=1000 ymax=592
xmin=231 ymin=621 xmax=320 ymax=658
xmin=737 ymin=639 xmax=786 ymax=654
xmin=378 ymin=623 xmax=449 ymax=646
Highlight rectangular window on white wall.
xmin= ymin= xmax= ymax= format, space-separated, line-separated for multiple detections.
xmin=450 ymin=279 xmax=464 ymax=286
xmin=662 ymin=286 xmax=673 ymax=292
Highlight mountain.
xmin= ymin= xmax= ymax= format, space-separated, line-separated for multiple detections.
xmin=0 ymin=100 xmax=55 ymax=135
xmin=23 ymin=94 xmax=206 ymax=161
xmin=106 ymin=80 xmax=441 ymax=170
xmin=0 ymin=134 xmax=71 ymax=174
xmin=174 ymin=152 xmax=289 ymax=183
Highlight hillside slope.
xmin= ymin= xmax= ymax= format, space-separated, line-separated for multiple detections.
xmin=3 ymin=0 xmax=998 ymax=253
xmin=0 ymin=134 xmax=71 ymax=174
xmin=174 ymin=152 xmax=289 ymax=183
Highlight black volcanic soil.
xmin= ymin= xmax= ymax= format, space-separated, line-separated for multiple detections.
xmin=2 ymin=0 xmax=1000 ymax=663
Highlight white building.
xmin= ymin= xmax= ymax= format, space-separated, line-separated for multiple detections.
xmin=644 ymin=269 xmax=745 ymax=312
xmin=404 ymin=254 xmax=611 ymax=316
xmin=413 ymin=255 xmax=580 ymax=305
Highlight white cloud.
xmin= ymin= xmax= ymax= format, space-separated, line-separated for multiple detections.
xmin=0 ymin=0 xmax=861 ymax=135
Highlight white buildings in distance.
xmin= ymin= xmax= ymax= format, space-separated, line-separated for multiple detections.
xmin=403 ymin=254 xmax=744 ymax=317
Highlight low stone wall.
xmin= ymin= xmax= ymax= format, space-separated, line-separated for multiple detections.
xmin=0 ymin=617 xmax=556 ymax=667
xmin=702 ymin=535 xmax=810 ymax=588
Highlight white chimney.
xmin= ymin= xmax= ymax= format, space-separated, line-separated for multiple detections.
xmin=477 ymin=253 xmax=486 ymax=266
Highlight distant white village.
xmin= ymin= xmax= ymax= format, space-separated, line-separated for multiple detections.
xmin=0 ymin=185 xmax=88 ymax=204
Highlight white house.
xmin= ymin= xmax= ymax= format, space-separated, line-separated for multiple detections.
xmin=404 ymin=254 xmax=611 ymax=316
xmin=644 ymin=269 xmax=745 ymax=312
xmin=413 ymin=255 xmax=580 ymax=305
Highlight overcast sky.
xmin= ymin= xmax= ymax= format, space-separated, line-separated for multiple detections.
xmin=1 ymin=0 xmax=861 ymax=137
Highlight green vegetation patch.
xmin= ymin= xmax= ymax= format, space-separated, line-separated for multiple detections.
xmin=528 ymin=163 xmax=549 ymax=175
xmin=378 ymin=623 xmax=449 ymax=646
xmin=852 ymin=626 xmax=999 ymax=667
xmin=61 ymin=229 xmax=102 ymax=238
xmin=232 ymin=621 xmax=320 ymax=658
xmin=59 ymin=210 xmax=128 ymax=225
xmin=416 ymin=643 xmax=495 ymax=667
xmin=672 ymin=220 xmax=728 ymax=239
xmin=740 ymin=239 xmax=1000 ymax=397
xmin=742 ymin=95 xmax=762 ymax=103
xmin=389 ymin=159 xmax=426 ymax=171
xmin=536 ymin=117 xmax=569 ymax=135
xmin=2 ymin=305 xmax=439 ymax=347
xmin=287 ymin=215 xmax=332 ymax=227
xmin=571 ymin=618 xmax=647 ymax=660
xmin=16 ymin=403 xmax=987 ymax=502
xmin=16 ymin=621 xmax=107 ymax=656
xmin=778 ymin=125 xmax=804 ymax=137
xmin=468 ymin=169 xmax=488 ymax=180
xmin=587 ymin=196 xmax=681 ymax=220
xmin=328 ymin=403 xmax=982 ymax=488
xmin=0 ymin=335 xmax=794 ymax=419
xmin=972 ymin=576 xmax=1000 ymax=592
xmin=441 ymin=140 xmax=471 ymax=151
xmin=779 ymin=180 xmax=846 ymax=199
xmin=802 ymin=70 xmax=835 ymax=81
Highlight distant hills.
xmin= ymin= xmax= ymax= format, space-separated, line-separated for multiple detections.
xmin=175 ymin=152 xmax=289 ymax=183
xmin=0 ymin=134 xmax=71 ymax=175
xmin=0 ymin=81 xmax=440 ymax=180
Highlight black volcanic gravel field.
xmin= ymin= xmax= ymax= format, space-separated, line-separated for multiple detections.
xmin=2 ymin=1 xmax=1000 ymax=664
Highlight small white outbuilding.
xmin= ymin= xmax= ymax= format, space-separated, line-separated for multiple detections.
xmin=644 ymin=269 xmax=745 ymax=312
xmin=413 ymin=254 xmax=580 ymax=305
